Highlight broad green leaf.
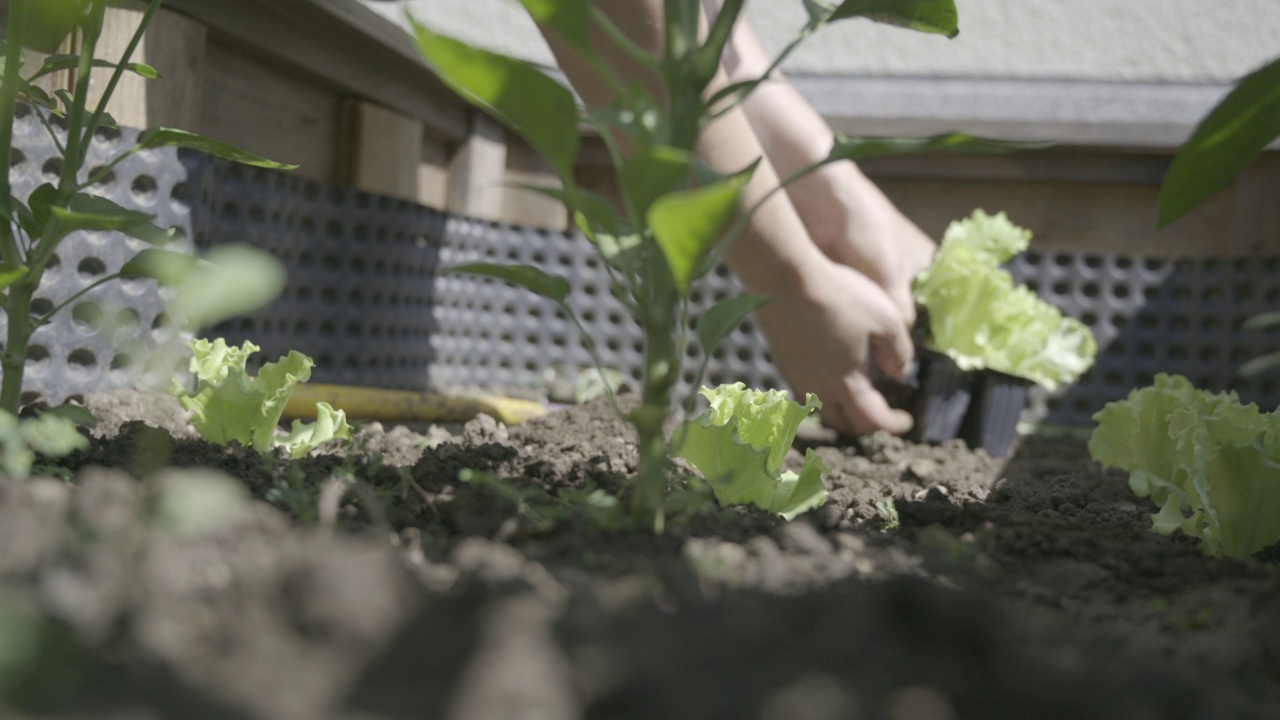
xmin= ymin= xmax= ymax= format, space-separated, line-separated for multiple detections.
xmin=648 ymin=180 xmax=742 ymax=295
xmin=1242 ymin=310 xmax=1280 ymax=331
xmin=0 ymin=262 xmax=29 ymax=292
xmin=19 ymin=83 xmax=56 ymax=110
xmin=1240 ymin=351 xmax=1280 ymax=377
xmin=829 ymin=0 xmax=959 ymax=37
xmin=446 ymin=262 xmax=570 ymax=304
xmin=62 ymin=194 xmax=176 ymax=245
xmin=1159 ymin=56 xmax=1280 ymax=227
xmin=171 ymin=245 xmax=287 ymax=329
xmin=32 ymin=54 xmax=162 ymax=81
xmin=151 ymin=469 xmax=251 ymax=537
xmin=619 ymin=145 xmax=694 ymax=220
xmin=49 ymin=195 xmax=154 ymax=238
xmin=45 ymin=403 xmax=97 ymax=429
xmin=828 ymin=133 xmax=1049 ymax=164
xmin=694 ymin=0 xmax=746 ymax=89
xmin=52 ymin=88 xmax=74 ymax=117
xmin=27 ymin=183 xmax=56 ymax=231
xmin=120 ymin=248 xmax=202 ymax=285
xmin=134 ymin=128 xmax=298 ymax=169
xmin=411 ymin=16 xmax=580 ymax=180
xmin=515 ymin=0 xmax=592 ymax=55
xmin=697 ymin=294 xmax=771 ymax=356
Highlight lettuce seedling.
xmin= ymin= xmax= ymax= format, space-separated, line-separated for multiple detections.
xmin=673 ymin=383 xmax=829 ymax=520
xmin=1089 ymin=373 xmax=1280 ymax=559
xmin=171 ymin=339 xmax=351 ymax=459
xmin=912 ymin=210 xmax=1097 ymax=390
xmin=0 ymin=409 xmax=87 ymax=479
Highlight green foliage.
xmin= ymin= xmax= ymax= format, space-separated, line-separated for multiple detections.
xmin=410 ymin=16 xmax=580 ymax=180
xmin=0 ymin=409 xmax=88 ymax=479
xmin=410 ymin=0 xmax=991 ymax=525
xmin=912 ymin=210 xmax=1097 ymax=390
xmin=150 ymin=469 xmax=252 ymax=537
xmin=0 ymin=0 xmax=292 ymax=414
xmin=673 ymin=384 xmax=830 ymax=520
xmin=1158 ymin=55 xmax=1280 ymax=227
xmin=171 ymin=339 xmax=352 ymax=458
xmin=1089 ymin=374 xmax=1280 ymax=559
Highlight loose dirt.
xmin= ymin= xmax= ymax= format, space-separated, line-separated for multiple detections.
xmin=2 ymin=390 xmax=1276 ymax=719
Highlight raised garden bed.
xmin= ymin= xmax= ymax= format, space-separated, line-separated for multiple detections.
xmin=1 ymin=389 xmax=1276 ymax=719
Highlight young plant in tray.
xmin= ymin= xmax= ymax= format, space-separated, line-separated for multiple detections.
xmin=912 ymin=209 xmax=1098 ymax=390
xmin=413 ymin=0 xmax=1036 ymax=528
xmin=0 ymin=0 xmax=293 ymax=424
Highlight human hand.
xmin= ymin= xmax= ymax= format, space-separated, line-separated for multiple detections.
xmin=794 ymin=166 xmax=937 ymax=325
xmin=752 ymin=257 xmax=916 ymax=436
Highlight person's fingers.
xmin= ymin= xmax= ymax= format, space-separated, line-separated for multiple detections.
xmin=826 ymin=374 xmax=914 ymax=436
xmin=870 ymin=305 xmax=915 ymax=382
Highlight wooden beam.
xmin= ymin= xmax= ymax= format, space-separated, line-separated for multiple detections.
xmin=162 ymin=0 xmax=469 ymax=141
xmin=447 ymin=113 xmax=507 ymax=221
xmin=876 ymin=176 xmax=1237 ymax=258
xmin=88 ymin=6 xmax=207 ymax=132
xmin=345 ymin=99 xmax=425 ymax=202
xmin=201 ymin=41 xmax=341 ymax=183
xmin=503 ymin=137 xmax=568 ymax=230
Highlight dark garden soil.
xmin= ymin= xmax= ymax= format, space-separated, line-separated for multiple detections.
xmin=3 ymin=390 xmax=1278 ymax=720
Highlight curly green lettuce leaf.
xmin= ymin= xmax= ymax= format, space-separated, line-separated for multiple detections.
xmin=1089 ymin=373 xmax=1280 ymax=559
xmin=278 ymin=402 xmax=353 ymax=460
xmin=0 ymin=410 xmax=89 ymax=479
xmin=172 ymin=339 xmax=348 ymax=456
xmin=912 ymin=210 xmax=1097 ymax=389
xmin=672 ymin=383 xmax=828 ymax=520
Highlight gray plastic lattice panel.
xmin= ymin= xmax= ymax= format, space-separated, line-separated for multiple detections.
xmin=431 ymin=217 xmax=782 ymax=396
xmin=10 ymin=113 xmax=1280 ymax=426
xmin=1009 ymin=252 xmax=1280 ymax=426
xmin=196 ymin=161 xmax=445 ymax=389
xmin=2 ymin=105 xmax=196 ymax=404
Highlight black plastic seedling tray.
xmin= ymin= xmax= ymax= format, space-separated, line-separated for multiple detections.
xmin=880 ymin=347 xmax=1031 ymax=457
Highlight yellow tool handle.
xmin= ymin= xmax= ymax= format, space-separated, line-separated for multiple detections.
xmin=283 ymin=384 xmax=547 ymax=425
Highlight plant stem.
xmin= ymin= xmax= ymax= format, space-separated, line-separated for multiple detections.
xmin=0 ymin=0 xmax=31 ymax=414
xmin=629 ymin=290 xmax=681 ymax=531
xmin=0 ymin=0 xmax=29 ymax=265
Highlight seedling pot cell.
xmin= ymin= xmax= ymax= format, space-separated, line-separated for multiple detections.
xmin=960 ymin=370 xmax=1033 ymax=456
xmin=907 ymin=349 xmax=975 ymax=445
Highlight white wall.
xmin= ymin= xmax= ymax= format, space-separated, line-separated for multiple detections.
xmin=362 ymin=0 xmax=1279 ymax=84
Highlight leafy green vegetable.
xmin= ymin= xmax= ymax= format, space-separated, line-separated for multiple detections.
xmin=911 ymin=210 xmax=1097 ymax=390
xmin=0 ymin=409 xmax=88 ymax=479
xmin=1159 ymin=55 xmax=1280 ymax=227
xmin=171 ymin=339 xmax=351 ymax=457
xmin=673 ymin=384 xmax=830 ymax=520
xmin=1090 ymin=373 xmax=1280 ymax=559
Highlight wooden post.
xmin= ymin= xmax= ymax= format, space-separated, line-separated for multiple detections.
xmin=87 ymin=6 xmax=207 ymax=132
xmin=447 ymin=112 xmax=507 ymax=221
xmin=504 ymin=136 xmax=568 ymax=230
xmin=345 ymin=99 xmax=425 ymax=202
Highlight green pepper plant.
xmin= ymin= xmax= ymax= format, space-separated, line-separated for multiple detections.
xmin=0 ymin=0 xmax=294 ymax=420
xmin=413 ymin=0 xmax=1038 ymax=529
